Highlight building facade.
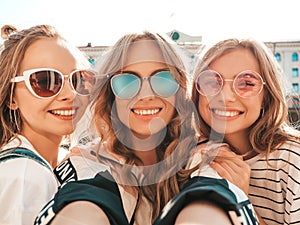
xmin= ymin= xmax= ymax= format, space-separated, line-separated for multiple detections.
xmin=264 ymin=41 xmax=300 ymax=125
xmin=265 ymin=41 xmax=300 ymax=95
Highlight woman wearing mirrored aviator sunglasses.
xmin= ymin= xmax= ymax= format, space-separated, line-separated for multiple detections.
xmin=191 ymin=38 xmax=300 ymax=225
xmin=0 ymin=24 xmax=93 ymax=225
xmin=36 ymin=31 xmax=258 ymax=225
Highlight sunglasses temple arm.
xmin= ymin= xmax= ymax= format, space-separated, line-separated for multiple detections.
xmin=11 ymin=76 xmax=24 ymax=82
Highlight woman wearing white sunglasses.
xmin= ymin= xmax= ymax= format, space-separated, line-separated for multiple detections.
xmin=35 ymin=31 xmax=258 ymax=225
xmin=0 ymin=24 xmax=95 ymax=225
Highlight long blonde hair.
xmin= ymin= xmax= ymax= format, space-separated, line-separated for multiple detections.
xmin=89 ymin=31 xmax=197 ymax=220
xmin=192 ymin=38 xmax=299 ymax=156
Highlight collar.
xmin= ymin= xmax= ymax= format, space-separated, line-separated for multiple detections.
xmin=2 ymin=134 xmax=52 ymax=169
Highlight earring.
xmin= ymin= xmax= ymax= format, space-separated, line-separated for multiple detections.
xmin=9 ymin=101 xmax=18 ymax=110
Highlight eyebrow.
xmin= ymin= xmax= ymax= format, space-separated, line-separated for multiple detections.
xmin=117 ymin=67 xmax=171 ymax=77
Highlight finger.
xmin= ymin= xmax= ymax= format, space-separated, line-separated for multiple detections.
xmin=214 ymin=158 xmax=251 ymax=177
xmin=210 ymin=161 xmax=250 ymax=194
xmin=210 ymin=161 xmax=234 ymax=181
xmin=216 ymin=155 xmax=250 ymax=170
xmin=213 ymin=150 xmax=245 ymax=162
xmin=70 ymin=146 xmax=82 ymax=155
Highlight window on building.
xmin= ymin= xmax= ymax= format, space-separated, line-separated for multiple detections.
xmin=292 ymin=97 xmax=300 ymax=108
xmin=292 ymin=52 xmax=299 ymax=61
xmin=292 ymin=68 xmax=299 ymax=77
xmin=292 ymin=83 xmax=299 ymax=93
xmin=274 ymin=53 xmax=281 ymax=62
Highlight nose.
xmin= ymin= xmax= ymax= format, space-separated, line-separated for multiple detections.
xmin=57 ymin=76 xmax=76 ymax=101
xmin=217 ymin=81 xmax=236 ymax=102
xmin=137 ymin=78 xmax=155 ymax=99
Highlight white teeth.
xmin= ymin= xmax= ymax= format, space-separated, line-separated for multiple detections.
xmin=213 ymin=109 xmax=240 ymax=117
xmin=51 ymin=109 xmax=75 ymax=116
xmin=133 ymin=108 xmax=160 ymax=115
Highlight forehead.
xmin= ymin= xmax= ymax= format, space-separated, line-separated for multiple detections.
xmin=124 ymin=40 xmax=166 ymax=66
xmin=21 ymin=38 xmax=79 ymax=72
xmin=209 ymin=48 xmax=260 ymax=76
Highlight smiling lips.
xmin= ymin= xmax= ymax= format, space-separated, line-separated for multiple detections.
xmin=132 ymin=108 xmax=162 ymax=116
xmin=212 ymin=109 xmax=242 ymax=117
xmin=50 ymin=109 xmax=76 ymax=117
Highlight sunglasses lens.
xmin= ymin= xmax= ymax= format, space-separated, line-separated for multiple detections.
xmin=197 ymin=70 xmax=222 ymax=96
xmin=29 ymin=70 xmax=62 ymax=97
xmin=150 ymin=71 xmax=179 ymax=97
xmin=71 ymin=70 xmax=96 ymax=95
xmin=111 ymin=74 xmax=140 ymax=99
xmin=234 ymin=72 xmax=264 ymax=97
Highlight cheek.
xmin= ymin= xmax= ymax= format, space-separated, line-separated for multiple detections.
xmin=248 ymin=92 xmax=264 ymax=117
xmin=163 ymin=99 xmax=175 ymax=124
xmin=115 ymin=98 xmax=130 ymax=126
xmin=15 ymin=95 xmax=46 ymax=124
xmin=198 ymin=96 xmax=211 ymax=120
xmin=14 ymin=88 xmax=40 ymax=110
xmin=248 ymin=98 xmax=263 ymax=120
xmin=73 ymin=96 xmax=90 ymax=124
xmin=153 ymin=95 xmax=176 ymax=129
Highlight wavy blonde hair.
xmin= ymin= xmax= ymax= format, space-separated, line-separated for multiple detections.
xmin=0 ymin=24 xmax=89 ymax=148
xmin=89 ymin=31 xmax=197 ymax=220
xmin=191 ymin=38 xmax=300 ymax=157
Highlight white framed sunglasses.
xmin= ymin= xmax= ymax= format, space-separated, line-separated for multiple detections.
xmin=11 ymin=68 xmax=96 ymax=99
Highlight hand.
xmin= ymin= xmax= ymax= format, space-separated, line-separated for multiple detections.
xmin=203 ymin=146 xmax=251 ymax=195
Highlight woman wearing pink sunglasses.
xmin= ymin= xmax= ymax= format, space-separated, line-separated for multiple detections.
xmin=191 ymin=38 xmax=300 ymax=225
xmin=0 ymin=24 xmax=94 ymax=225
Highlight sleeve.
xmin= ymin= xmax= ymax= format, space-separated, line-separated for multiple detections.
xmin=282 ymin=144 xmax=300 ymax=224
xmin=0 ymin=158 xmax=58 ymax=225
xmin=153 ymin=176 xmax=259 ymax=225
xmin=34 ymin=171 xmax=129 ymax=225
xmin=286 ymin=178 xmax=300 ymax=224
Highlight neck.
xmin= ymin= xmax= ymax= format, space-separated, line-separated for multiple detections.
xmin=21 ymin=132 xmax=62 ymax=168
xmin=118 ymin=129 xmax=165 ymax=166
xmin=225 ymin=132 xmax=251 ymax=155
xmin=134 ymin=149 xmax=157 ymax=166
xmin=130 ymin=133 xmax=161 ymax=166
xmin=134 ymin=130 xmax=167 ymax=166
xmin=131 ymin=131 xmax=165 ymax=150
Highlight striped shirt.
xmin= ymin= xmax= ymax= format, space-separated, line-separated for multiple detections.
xmin=246 ymin=138 xmax=300 ymax=225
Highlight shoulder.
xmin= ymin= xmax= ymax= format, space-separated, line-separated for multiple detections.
xmin=0 ymin=158 xmax=57 ymax=198
xmin=0 ymin=157 xmax=55 ymax=182
xmin=277 ymin=137 xmax=300 ymax=157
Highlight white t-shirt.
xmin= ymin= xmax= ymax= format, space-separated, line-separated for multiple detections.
xmin=0 ymin=135 xmax=58 ymax=225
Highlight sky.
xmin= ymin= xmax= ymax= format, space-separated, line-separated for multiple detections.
xmin=1 ymin=0 xmax=300 ymax=47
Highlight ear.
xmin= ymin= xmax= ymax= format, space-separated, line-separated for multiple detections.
xmin=8 ymin=99 xmax=19 ymax=110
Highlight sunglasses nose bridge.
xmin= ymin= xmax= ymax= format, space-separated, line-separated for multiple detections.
xmin=58 ymin=73 xmax=77 ymax=96
xmin=61 ymin=74 xmax=72 ymax=89
xmin=63 ymin=74 xmax=70 ymax=80
xmin=138 ymin=77 xmax=155 ymax=97
xmin=219 ymin=78 xmax=237 ymax=99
